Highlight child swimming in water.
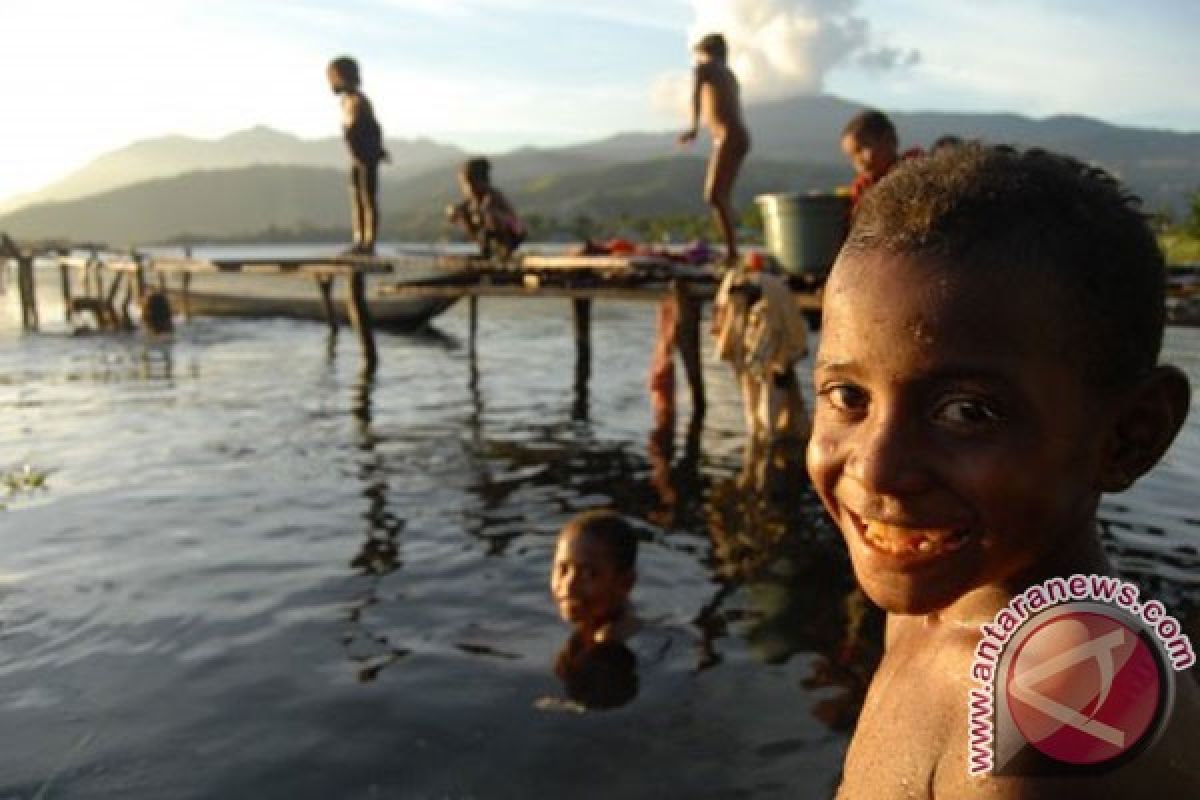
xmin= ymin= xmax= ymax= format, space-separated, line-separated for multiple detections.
xmin=808 ymin=143 xmax=1198 ymax=797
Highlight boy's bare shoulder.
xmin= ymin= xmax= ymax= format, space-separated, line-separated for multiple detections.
xmin=845 ymin=616 xmax=1200 ymax=799
xmin=839 ymin=618 xmax=977 ymax=798
xmin=933 ymin=644 xmax=1200 ymax=799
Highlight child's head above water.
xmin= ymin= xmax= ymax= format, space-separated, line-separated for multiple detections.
xmin=551 ymin=510 xmax=638 ymax=635
xmin=808 ymin=143 xmax=1190 ymax=616
xmin=841 ymin=109 xmax=899 ymax=181
xmin=326 ymin=56 xmax=361 ymax=93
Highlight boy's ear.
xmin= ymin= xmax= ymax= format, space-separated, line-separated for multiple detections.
xmin=1098 ymin=365 xmax=1191 ymax=492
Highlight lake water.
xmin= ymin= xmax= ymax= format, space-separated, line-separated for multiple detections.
xmin=2 ymin=258 xmax=1198 ymax=798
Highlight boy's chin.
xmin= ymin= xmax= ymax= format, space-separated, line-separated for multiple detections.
xmin=853 ymin=564 xmax=972 ymax=616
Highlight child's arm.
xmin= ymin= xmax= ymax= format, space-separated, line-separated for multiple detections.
xmin=678 ymin=64 xmax=706 ymax=145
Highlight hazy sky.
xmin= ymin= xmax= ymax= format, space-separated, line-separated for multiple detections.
xmin=1 ymin=0 xmax=1198 ymax=203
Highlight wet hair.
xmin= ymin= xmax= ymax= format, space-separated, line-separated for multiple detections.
xmin=328 ymin=56 xmax=361 ymax=88
xmin=842 ymin=109 xmax=897 ymax=146
xmin=844 ymin=143 xmax=1167 ymax=390
xmin=562 ymin=510 xmax=638 ymax=573
xmin=694 ymin=32 xmax=728 ymax=61
xmin=461 ymin=157 xmax=492 ymax=185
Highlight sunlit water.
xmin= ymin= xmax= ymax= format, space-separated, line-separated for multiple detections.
xmin=1 ymin=259 xmax=1197 ymax=798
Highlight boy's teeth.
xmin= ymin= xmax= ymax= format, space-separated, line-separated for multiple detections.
xmin=861 ymin=521 xmax=967 ymax=556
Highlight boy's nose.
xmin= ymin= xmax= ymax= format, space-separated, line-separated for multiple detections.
xmin=844 ymin=413 xmax=930 ymax=496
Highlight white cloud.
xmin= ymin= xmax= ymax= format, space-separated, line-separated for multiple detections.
xmin=653 ymin=0 xmax=918 ymax=115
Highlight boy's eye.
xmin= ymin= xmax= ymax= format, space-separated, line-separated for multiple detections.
xmin=819 ymin=383 xmax=868 ymax=414
xmin=933 ymin=396 xmax=1003 ymax=429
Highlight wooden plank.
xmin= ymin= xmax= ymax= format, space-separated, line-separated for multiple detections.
xmin=374 ymin=281 xmax=824 ymax=310
xmin=521 ymin=254 xmax=678 ymax=272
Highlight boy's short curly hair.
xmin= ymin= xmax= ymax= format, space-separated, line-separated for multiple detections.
xmin=843 ymin=143 xmax=1167 ymax=390
xmin=563 ymin=510 xmax=638 ymax=572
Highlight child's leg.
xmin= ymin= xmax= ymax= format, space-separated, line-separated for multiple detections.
xmin=705 ymin=134 xmax=750 ymax=263
xmin=349 ymin=164 xmax=366 ymax=247
xmin=362 ymin=161 xmax=380 ymax=251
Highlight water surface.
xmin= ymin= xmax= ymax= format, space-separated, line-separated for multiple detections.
xmin=2 ymin=264 xmax=1197 ymax=798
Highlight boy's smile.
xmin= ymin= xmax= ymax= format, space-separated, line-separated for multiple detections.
xmin=808 ymin=251 xmax=1110 ymax=616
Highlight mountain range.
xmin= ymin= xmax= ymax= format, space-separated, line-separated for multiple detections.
xmin=2 ymin=93 xmax=1198 ymax=244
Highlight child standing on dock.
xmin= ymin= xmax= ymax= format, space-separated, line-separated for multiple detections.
xmin=679 ymin=33 xmax=751 ymax=267
xmin=447 ymin=158 xmax=526 ymax=259
xmin=810 ymin=144 xmax=1199 ymax=796
xmin=327 ymin=56 xmax=388 ymax=255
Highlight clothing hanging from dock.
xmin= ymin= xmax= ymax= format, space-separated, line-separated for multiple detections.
xmin=713 ymin=269 xmax=811 ymax=447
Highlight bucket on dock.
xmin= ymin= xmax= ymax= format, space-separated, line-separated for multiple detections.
xmin=755 ymin=192 xmax=850 ymax=277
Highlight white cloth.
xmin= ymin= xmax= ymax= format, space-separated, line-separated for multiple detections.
xmin=712 ymin=269 xmax=810 ymax=445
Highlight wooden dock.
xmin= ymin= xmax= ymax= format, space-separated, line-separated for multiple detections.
xmin=4 ymin=238 xmax=824 ymax=410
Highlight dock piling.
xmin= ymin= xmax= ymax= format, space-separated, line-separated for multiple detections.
xmin=316 ymin=276 xmax=338 ymax=335
xmin=18 ymin=254 xmax=39 ymax=331
xmin=346 ymin=271 xmax=378 ymax=372
xmin=572 ymin=297 xmax=592 ymax=419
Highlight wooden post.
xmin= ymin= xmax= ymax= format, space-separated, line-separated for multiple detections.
xmin=316 ymin=275 xmax=338 ymax=335
xmin=18 ymin=254 xmax=38 ymax=331
xmin=345 ymin=269 xmax=377 ymax=372
xmin=180 ymin=272 xmax=193 ymax=321
xmin=133 ymin=252 xmax=148 ymax=303
xmin=60 ymin=260 xmax=72 ymax=322
xmin=572 ymin=296 xmax=592 ymax=420
xmin=672 ymin=280 xmax=705 ymax=416
xmin=467 ymin=295 xmax=478 ymax=358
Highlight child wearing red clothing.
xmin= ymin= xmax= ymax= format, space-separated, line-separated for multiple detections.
xmin=840 ymin=109 xmax=921 ymax=211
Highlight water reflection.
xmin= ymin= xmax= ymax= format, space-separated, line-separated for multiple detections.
xmin=342 ymin=368 xmax=409 ymax=682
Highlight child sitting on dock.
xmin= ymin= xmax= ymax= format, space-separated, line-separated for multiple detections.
xmin=327 ymin=55 xmax=389 ymax=255
xmin=679 ymin=33 xmax=751 ymax=266
xmin=809 ymin=143 xmax=1198 ymax=797
xmin=839 ymin=109 xmax=919 ymax=212
xmin=447 ymin=157 xmax=526 ymax=260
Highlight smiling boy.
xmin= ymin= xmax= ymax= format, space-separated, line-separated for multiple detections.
xmin=808 ymin=145 xmax=1198 ymax=797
